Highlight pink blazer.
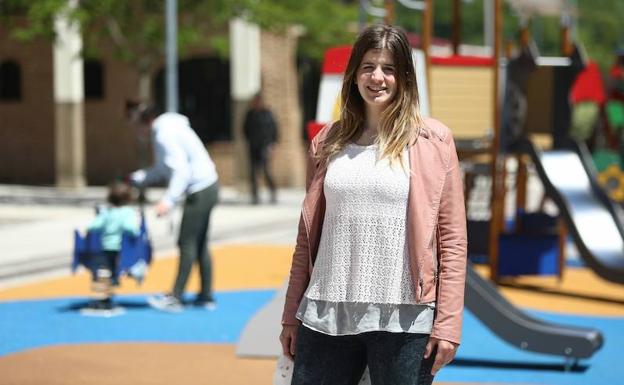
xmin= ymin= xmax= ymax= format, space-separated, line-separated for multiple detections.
xmin=282 ymin=117 xmax=467 ymax=344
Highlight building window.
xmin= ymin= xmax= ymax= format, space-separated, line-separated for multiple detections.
xmin=84 ymin=59 xmax=104 ymax=99
xmin=154 ymin=57 xmax=231 ymax=143
xmin=0 ymin=60 xmax=22 ymax=101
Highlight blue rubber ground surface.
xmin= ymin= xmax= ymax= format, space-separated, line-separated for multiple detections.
xmin=0 ymin=289 xmax=622 ymax=385
xmin=0 ymin=290 xmax=273 ymax=355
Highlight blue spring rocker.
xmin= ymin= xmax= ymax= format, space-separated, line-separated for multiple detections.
xmin=72 ymin=213 xmax=152 ymax=283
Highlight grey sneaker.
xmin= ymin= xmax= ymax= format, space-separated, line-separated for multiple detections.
xmin=147 ymin=294 xmax=184 ymax=313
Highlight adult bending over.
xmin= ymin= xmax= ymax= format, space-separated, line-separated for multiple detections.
xmin=127 ymin=103 xmax=219 ymax=312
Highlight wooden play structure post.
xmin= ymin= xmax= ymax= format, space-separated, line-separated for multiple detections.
xmin=384 ymin=0 xmax=395 ymax=25
xmin=512 ymin=26 xmax=531 ymax=239
xmin=520 ymin=24 xmax=530 ymax=47
xmin=452 ymin=0 xmax=461 ymax=56
xmin=560 ymin=17 xmax=573 ymax=57
xmin=511 ymin=28 xmax=529 ymax=233
xmin=558 ymin=220 xmax=567 ymax=280
xmin=488 ymin=0 xmax=503 ymax=281
xmin=515 ymin=155 xmax=528 ymax=228
xmin=557 ymin=16 xmax=573 ymax=281
xmin=423 ymin=0 xmax=433 ymax=100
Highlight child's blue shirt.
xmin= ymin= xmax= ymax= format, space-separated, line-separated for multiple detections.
xmin=87 ymin=206 xmax=140 ymax=251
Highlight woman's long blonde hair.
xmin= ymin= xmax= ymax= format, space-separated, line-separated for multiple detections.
xmin=318 ymin=25 xmax=424 ymax=165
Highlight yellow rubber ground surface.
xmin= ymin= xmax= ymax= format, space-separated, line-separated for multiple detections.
xmin=2 ymin=245 xmax=623 ymax=316
xmin=0 ymin=245 xmax=294 ymax=301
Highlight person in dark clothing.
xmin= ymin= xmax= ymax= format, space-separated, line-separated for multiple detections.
xmin=244 ymin=94 xmax=278 ymax=204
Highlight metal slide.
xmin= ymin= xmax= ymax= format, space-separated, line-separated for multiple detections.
xmin=465 ymin=265 xmax=603 ymax=360
xmin=523 ymin=140 xmax=624 ymax=284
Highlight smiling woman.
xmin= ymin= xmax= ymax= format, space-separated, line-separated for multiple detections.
xmin=279 ymin=24 xmax=468 ymax=385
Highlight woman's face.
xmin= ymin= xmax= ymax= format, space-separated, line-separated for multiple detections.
xmin=355 ymin=48 xmax=397 ymax=111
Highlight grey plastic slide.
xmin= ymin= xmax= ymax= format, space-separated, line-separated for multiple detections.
xmin=236 ymin=282 xmax=286 ymax=357
xmin=523 ymin=140 xmax=624 ymax=284
xmin=465 ymin=265 xmax=602 ymax=359
xmin=237 ymin=268 xmax=603 ymax=360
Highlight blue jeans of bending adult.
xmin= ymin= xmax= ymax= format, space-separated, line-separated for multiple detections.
xmin=292 ymin=324 xmax=435 ymax=385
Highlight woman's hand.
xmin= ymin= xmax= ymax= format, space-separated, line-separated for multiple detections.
xmin=424 ymin=337 xmax=458 ymax=375
xmin=279 ymin=324 xmax=299 ymax=361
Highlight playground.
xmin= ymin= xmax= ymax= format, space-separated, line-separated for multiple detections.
xmin=0 ymin=234 xmax=623 ymax=384
xmin=1 ymin=0 xmax=624 ymax=384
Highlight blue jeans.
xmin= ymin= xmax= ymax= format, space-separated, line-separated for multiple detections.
xmin=292 ymin=324 xmax=435 ymax=385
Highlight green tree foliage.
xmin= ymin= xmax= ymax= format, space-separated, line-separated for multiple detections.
xmin=2 ymin=1 xmax=621 ymax=71
xmin=394 ymin=0 xmax=496 ymax=45
xmin=502 ymin=0 xmax=624 ymax=70
xmin=0 ymin=0 xmax=358 ymax=62
xmin=227 ymin=0 xmax=359 ymax=59
xmin=1 ymin=0 xmax=222 ymax=74
xmin=577 ymin=0 xmax=624 ymax=70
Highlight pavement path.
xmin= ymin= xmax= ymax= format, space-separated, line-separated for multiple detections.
xmin=0 ymin=185 xmax=304 ymax=289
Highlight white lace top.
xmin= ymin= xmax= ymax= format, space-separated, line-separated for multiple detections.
xmin=297 ymin=143 xmax=434 ymax=336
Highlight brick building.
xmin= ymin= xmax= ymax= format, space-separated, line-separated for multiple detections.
xmin=0 ymin=23 xmax=306 ymax=189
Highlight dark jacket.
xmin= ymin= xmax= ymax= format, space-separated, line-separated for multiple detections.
xmin=244 ymin=108 xmax=278 ymax=150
